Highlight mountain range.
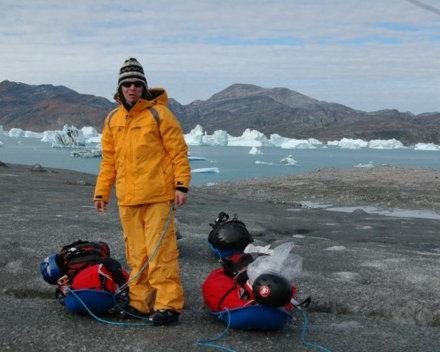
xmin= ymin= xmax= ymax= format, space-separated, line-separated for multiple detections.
xmin=1 ymin=79 xmax=440 ymax=145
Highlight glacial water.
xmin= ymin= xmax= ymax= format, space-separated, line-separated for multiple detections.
xmin=1 ymin=135 xmax=440 ymax=186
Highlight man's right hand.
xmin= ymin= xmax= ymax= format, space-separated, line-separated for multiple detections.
xmin=94 ymin=200 xmax=107 ymax=212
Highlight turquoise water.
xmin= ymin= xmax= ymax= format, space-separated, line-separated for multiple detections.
xmin=1 ymin=136 xmax=440 ymax=186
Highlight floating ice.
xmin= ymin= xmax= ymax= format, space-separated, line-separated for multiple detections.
xmin=368 ymin=139 xmax=405 ymax=149
xmin=41 ymin=131 xmax=55 ymax=142
xmin=354 ymin=161 xmax=374 ymax=168
xmin=51 ymin=125 xmax=86 ymax=148
xmin=188 ymin=156 xmax=208 ymax=162
xmin=414 ymin=143 xmax=440 ymax=151
xmin=81 ymin=126 xmax=101 ymax=143
xmin=255 ymin=161 xmax=278 ymax=165
xmin=333 ymin=138 xmax=368 ymax=149
xmin=184 ymin=125 xmax=228 ymax=146
xmin=280 ymin=139 xmax=319 ymax=149
xmin=24 ymin=131 xmax=44 ymax=138
xmin=71 ymin=149 xmax=102 ymax=158
xmin=2 ymin=123 xmax=440 ymax=151
xmin=227 ymin=128 xmax=271 ymax=147
xmin=249 ymin=146 xmax=263 ymax=155
xmin=191 ymin=167 xmax=220 ymax=174
xmin=280 ymin=154 xmax=298 ymax=166
xmin=8 ymin=128 xmax=25 ymax=138
xmin=268 ymin=133 xmax=288 ymax=147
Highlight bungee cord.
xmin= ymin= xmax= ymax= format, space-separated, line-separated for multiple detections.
xmin=196 ymin=307 xmax=334 ymax=352
xmin=65 ymin=203 xmax=175 ymax=325
xmin=62 ymin=204 xmax=334 ymax=351
xmin=196 ymin=309 xmax=237 ymax=352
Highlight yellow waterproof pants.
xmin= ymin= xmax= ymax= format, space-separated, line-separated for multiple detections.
xmin=118 ymin=202 xmax=184 ymax=314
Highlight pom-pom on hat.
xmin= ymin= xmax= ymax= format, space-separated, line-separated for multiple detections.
xmin=118 ymin=57 xmax=147 ymax=89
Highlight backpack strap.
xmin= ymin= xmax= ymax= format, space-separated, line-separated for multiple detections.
xmin=217 ymin=285 xmax=237 ymax=312
xmin=98 ymin=258 xmax=127 ymax=287
xmin=291 ymin=296 xmax=311 ymax=308
xmin=107 ymin=106 xmax=160 ymax=131
xmin=147 ymin=107 xmax=160 ymax=125
xmin=107 ymin=108 xmax=120 ymax=130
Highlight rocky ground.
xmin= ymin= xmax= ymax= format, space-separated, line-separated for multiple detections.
xmin=1 ymin=163 xmax=440 ymax=352
xmin=194 ymin=165 xmax=440 ymax=212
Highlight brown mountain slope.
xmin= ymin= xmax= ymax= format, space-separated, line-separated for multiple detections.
xmin=170 ymin=84 xmax=440 ymax=144
xmin=1 ymin=80 xmax=440 ymax=144
xmin=0 ymin=80 xmax=116 ymax=132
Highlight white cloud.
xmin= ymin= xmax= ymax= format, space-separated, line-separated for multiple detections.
xmin=0 ymin=0 xmax=439 ymax=113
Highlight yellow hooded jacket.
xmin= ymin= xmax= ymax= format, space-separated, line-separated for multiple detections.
xmin=93 ymin=88 xmax=191 ymax=206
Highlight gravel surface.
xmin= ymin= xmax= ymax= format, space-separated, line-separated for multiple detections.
xmin=194 ymin=166 xmax=440 ymax=212
xmin=1 ymin=163 xmax=440 ymax=352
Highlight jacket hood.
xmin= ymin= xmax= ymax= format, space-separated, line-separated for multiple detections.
xmin=117 ymin=88 xmax=169 ymax=113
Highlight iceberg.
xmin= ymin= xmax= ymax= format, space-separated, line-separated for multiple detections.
xmin=81 ymin=126 xmax=102 ymax=143
xmin=86 ymin=135 xmax=102 ymax=144
xmin=249 ymin=146 xmax=263 ymax=155
xmin=81 ymin=126 xmax=99 ymax=138
xmin=227 ymin=128 xmax=271 ymax=147
xmin=204 ymin=130 xmax=229 ymax=146
xmin=280 ymin=138 xmax=318 ymax=149
xmin=4 ymin=122 xmax=440 ymax=154
xmin=414 ymin=143 xmax=440 ymax=151
xmin=184 ymin=125 xmax=228 ymax=146
xmin=51 ymin=125 xmax=86 ymax=148
xmin=6 ymin=128 xmax=44 ymax=139
xmin=268 ymin=133 xmax=288 ymax=147
xmin=368 ymin=139 xmax=405 ymax=149
xmin=184 ymin=125 xmax=204 ymax=146
xmin=24 ymin=131 xmax=44 ymax=139
xmin=333 ymin=138 xmax=368 ymax=149
xmin=41 ymin=131 xmax=56 ymax=142
xmin=181 ymin=124 xmax=434 ymax=151
xmin=8 ymin=128 xmax=25 ymax=138
xmin=280 ymin=154 xmax=298 ymax=166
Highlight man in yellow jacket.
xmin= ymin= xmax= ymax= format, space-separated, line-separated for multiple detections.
xmin=93 ymin=57 xmax=191 ymax=325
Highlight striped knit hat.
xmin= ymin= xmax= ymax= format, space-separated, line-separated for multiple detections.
xmin=118 ymin=57 xmax=148 ymax=89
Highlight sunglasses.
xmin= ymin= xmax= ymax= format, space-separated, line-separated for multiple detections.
xmin=121 ymin=81 xmax=143 ymax=88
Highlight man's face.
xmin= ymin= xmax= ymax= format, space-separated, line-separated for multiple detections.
xmin=121 ymin=80 xmax=143 ymax=104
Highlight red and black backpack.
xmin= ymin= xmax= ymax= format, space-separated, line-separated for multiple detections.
xmin=56 ymin=240 xmax=110 ymax=280
xmin=70 ymin=257 xmax=129 ymax=293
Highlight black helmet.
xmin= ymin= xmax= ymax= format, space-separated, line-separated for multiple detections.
xmin=208 ymin=219 xmax=253 ymax=250
xmin=252 ymin=272 xmax=293 ymax=307
xmin=221 ymin=252 xmax=261 ymax=284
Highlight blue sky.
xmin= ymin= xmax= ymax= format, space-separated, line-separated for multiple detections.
xmin=0 ymin=0 xmax=439 ymax=114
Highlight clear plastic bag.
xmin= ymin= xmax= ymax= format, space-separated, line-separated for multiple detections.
xmin=247 ymin=242 xmax=302 ymax=284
